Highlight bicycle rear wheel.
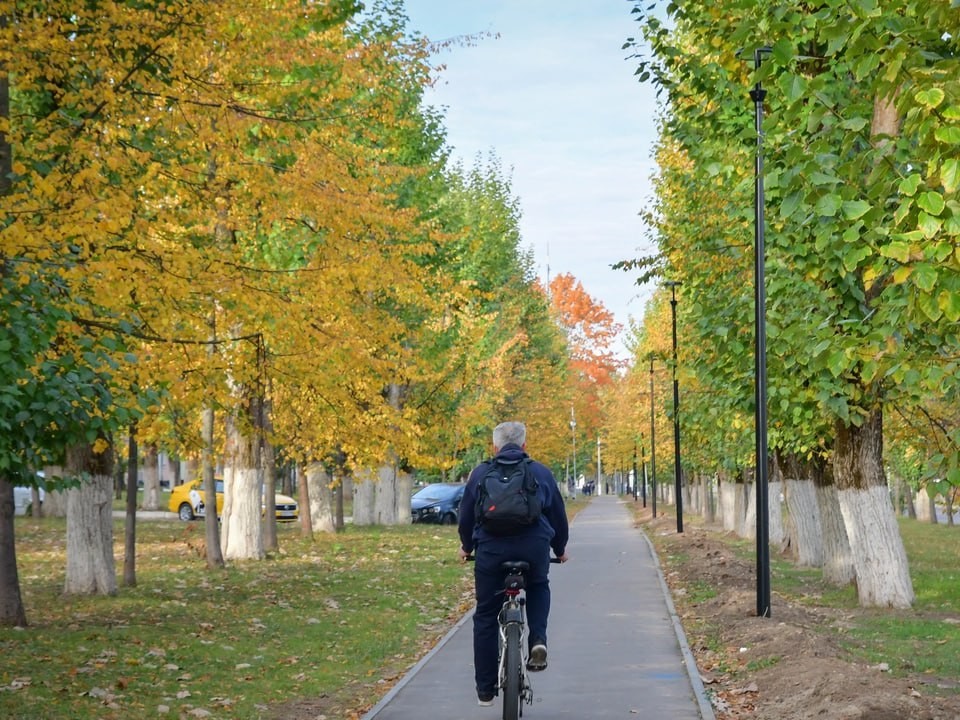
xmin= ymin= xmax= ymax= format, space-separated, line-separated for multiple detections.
xmin=501 ymin=622 xmax=522 ymax=720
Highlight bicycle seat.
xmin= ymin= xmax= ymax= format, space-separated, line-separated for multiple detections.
xmin=500 ymin=561 xmax=530 ymax=574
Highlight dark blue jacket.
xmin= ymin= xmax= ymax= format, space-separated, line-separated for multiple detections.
xmin=458 ymin=443 xmax=569 ymax=558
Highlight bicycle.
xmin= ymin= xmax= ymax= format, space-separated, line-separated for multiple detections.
xmin=470 ymin=556 xmax=562 ymax=720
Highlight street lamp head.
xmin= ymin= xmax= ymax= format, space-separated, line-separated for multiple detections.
xmin=735 ymin=46 xmax=773 ymax=66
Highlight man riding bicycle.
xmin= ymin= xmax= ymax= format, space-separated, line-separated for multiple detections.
xmin=458 ymin=421 xmax=569 ymax=706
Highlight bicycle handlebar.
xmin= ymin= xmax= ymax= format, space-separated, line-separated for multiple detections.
xmin=463 ymin=556 xmax=564 ymax=563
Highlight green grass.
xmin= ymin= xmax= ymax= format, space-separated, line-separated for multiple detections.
xmin=2 ymin=517 xmax=473 ymax=719
xmin=837 ymin=518 xmax=960 ymax=682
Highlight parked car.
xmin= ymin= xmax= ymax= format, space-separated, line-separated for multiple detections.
xmin=12 ymin=484 xmax=45 ymax=516
xmin=411 ymin=483 xmax=465 ymax=525
xmin=168 ymin=478 xmax=299 ymax=522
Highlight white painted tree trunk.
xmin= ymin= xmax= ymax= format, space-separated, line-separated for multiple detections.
xmin=352 ymin=471 xmax=376 ymax=526
xmin=305 ymin=463 xmax=336 ymax=533
xmin=688 ymin=476 xmax=698 ymax=515
xmin=142 ymin=444 xmax=161 ymax=510
xmin=220 ymin=411 xmax=264 ymax=561
xmin=740 ymin=481 xmax=756 ymax=540
xmin=768 ymin=480 xmax=785 ymax=547
xmin=837 ymin=485 xmax=913 ymax=607
xmin=64 ymin=473 xmax=116 ymax=596
xmin=719 ymin=481 xmax=737 ymax=532
xmin=374 ymin=464 xmax=398 ymax=525
xmin=41 ymin=465 xmax=67 ymax=518
xmin=816 ymin=483 xmax=854 ymax=585
xmin=914 ymin=488 xmax=931 ymax=521
xmin=834 ymin=412 xmax=914 ymax=608
xmin=784 ymin=478 xmax=823 ymax=567
xmin=926 ymin=486 xmax=938 ymax=525
xmin=702 ymin=474 xmax=715 ymax=524
xmin=396 ymin=469 xmax=413 ymax=524
xmin=221 ymin=465 xmax=264 ymax=561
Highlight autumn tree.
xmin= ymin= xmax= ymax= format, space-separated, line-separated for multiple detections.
xmin=548 ymin=272 xmax=623 ymax=475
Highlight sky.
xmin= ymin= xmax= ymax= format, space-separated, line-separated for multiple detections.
xmin=401 ymin=0 xmax=661 ymax=358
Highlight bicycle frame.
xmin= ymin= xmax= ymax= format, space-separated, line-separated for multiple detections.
xmin=465 ymin=555 xmax=561 ymax=719
xmin=497 ymin=566 xmax=533 ymax=718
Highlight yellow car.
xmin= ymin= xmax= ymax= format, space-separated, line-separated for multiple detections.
xmin=168 ymin=478 xmax=299 ymax=523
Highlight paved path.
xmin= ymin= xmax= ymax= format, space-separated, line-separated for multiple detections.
xmin=363 ymin=495 xmax=715 ymax=720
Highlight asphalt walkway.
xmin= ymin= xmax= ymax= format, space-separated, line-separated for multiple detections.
xmin=363 ymin=495 xmax=715 ymax=719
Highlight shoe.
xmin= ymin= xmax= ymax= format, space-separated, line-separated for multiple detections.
xmin=478 ymin=691 xmax=495 ymax=707
xmin=527 ymin=642 xmax=547 ymax=671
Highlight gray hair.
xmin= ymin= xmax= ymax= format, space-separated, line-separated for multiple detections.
xmin=493 ymin=421 xmax=526 ymax=450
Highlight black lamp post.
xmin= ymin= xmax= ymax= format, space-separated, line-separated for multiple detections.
xmin=665 ymin=280 xmax=683 ymax=533
xmin=570 ymin=406 xmax=577 ymax=495
xmin=639 ymin=433 xmax=648 ymax=508
xmin=649 ymin=355 xmax=657 ymax=519
xmin=749 ymin=46 xmax=772 ymax=619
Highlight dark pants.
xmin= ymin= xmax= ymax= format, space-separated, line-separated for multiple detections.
xmin=472 ymin=536 xmax=551 ymax=696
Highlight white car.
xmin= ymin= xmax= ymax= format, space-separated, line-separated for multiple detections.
xmin=13 ymin=485 xmax=45 ymax=516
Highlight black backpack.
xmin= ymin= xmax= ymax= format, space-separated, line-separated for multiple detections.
xmin=475 ymin=457 xmax=542 ymax=535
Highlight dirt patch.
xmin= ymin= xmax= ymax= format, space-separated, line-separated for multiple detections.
xmin=642 ymin=510 xmax=960 ymax=720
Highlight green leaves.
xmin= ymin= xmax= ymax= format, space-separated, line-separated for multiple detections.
xmin=940 ymin=159 xmax=960 ymax=194
xmin=899 ymin=173 xmax=922 ymax=196
xmin=842 ymin=199 xmax=872 ymax=220
xmin=778 ymin=73 xmax=808 ymax=103
xmin=915 ymin=88 xmax=945 ymax=109
xmin=815 ymin=193 xmax=843 ymax=217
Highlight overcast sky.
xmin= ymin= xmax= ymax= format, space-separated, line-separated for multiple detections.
xmin=401 ymin=0 xmax=661 ymax=358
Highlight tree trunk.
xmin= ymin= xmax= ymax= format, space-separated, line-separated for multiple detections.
xmin=171 ymin=456 xmax=183 ymax=487
xmin=296 ymin=465 xmax=313 ymax=536
xmin=740 ymin=479 xmax=756 ymax=540
xmin=703 ymin=474 xmax=715 ymax=524
xmin=782 ymin=454 xmax=824 ymax=568
xmin=41 ymin=465 xmax=67 ymax=518
xmin=142 ymin=443 xmax=161 ymax=511
xmin=352 ymin=470 xmax=376 ymax=526
xmin=811 ymin=459 xmax=854 ymax=586
xmin=64 ymin=442 xmax=117 ymax=596
xmin=374 ymin=463 xmax=400 ymax=525
xmin=718 ymin=477 xmax=737 ymax=532
xmin=396 ymin=468 xmax=413 ymax=524
xmin=221 ymin=406 xmax=264 ymax=562
xmin=123 ymin=430 xmax=138 ymax=587
xmin=905 ymin=485 xmax=917 ymax=519
xmin=305 ymin=463 xmax=336 ymax=533
xmin=0 ymin=478 xmax=27 ymax=627
xmin=925 ymin=485 xmax=939 ymax=525
xmin=334 ymin=475 xmax=345 ymax=531
xmin=890 ymin=473 xmax=905 ymax=516
xmin=768 ymin=479 xmax=785 ymax=548
xmin=834 ymin=411 xmax=914 ymax=608
xmin=262 ymin=438 xmax=278 ymax=554
xmin=201 ymin=403 xmax=224 ymax=568
xmin=0 ymin=30 xmax=24 ymax=628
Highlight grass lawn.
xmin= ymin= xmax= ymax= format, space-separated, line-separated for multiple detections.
xmin=2 ymin=517 xmax=473 ymax=719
